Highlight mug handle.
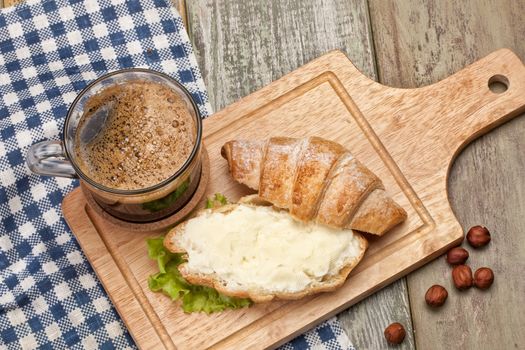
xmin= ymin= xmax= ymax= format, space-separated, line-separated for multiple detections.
xmin=26 ymin=140 xmax=78 ymax=178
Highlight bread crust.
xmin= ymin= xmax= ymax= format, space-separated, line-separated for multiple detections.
xmin=348 ymin=189 xmax=407 ymax=234
xmin=221 ymin=137 xmax=407 ymax=236
xmin=221 ymin=140 xmax=265 ymax=190
xmin=316 ymin=153 xmax=382 ymax=228
xmin=290 ymin=137 xmax=346 ymax=221
xmin=258 ymin=137 xmax=301 ymax=208
xmin=164 ymin=196 xmax=368 ymax=303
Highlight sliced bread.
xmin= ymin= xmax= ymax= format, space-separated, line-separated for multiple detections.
xmin=164 ymin=196 xmax=368 ymax=302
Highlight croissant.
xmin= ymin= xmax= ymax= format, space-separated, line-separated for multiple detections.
xmin=221 ymin=136 xmax=407 ymax=236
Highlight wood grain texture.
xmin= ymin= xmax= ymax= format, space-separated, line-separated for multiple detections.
xmin=185 ymin=1 xmax=416 ymax=348
xmin=63 ymin=49 xmax=525 ymax=349
xmin=368 ymin=1 xmax=525 ymax=348
xmin=186 ymin=0 xmax=377 ymax=110
xmin=369 ymin=0 xmax=525 ymax=88
xmin=338 ymin=282 xmax=414 ymax=350
xmin=447 ymin=117 xmax=525 ymax=349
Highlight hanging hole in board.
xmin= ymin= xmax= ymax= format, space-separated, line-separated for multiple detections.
xmin=488 ymin=75 xmax=509 ymax=94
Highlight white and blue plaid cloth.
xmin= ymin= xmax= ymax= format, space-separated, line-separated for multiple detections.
xmin=0 ymin=0 xmax=355 ymax=349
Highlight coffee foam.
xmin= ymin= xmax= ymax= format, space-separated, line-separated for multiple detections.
xmin=75 ymin=80 xmax=196 ymax=190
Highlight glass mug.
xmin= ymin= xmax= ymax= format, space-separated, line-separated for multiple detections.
xmin=26 ymin=69 xmax=203 ymax=222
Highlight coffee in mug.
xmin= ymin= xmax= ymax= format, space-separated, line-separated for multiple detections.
xmin=75 ymin=80 xmax=195 ymax=190
xmin=27 ymin=69 xmax=203 ymax=223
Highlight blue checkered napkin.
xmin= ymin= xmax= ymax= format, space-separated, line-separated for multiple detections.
xmin=0 ymin=0 xmax=211 ymax=349
xmin=0 ymin=0 xmax=354 ymax=349
xmin=279 ymin=317 xmax=355 ymax=350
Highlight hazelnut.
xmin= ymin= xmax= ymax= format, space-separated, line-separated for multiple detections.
xmin=425 ymin=285 xmax=448 ymax=307
xmin=452 ymin=265 xmax=473 ymax=290
xmin=474 ymin=267 xmax=494 ymax=289
xmin=446 ymin=247 xmax=469 ymax=265
xmin=466 ymin=226 xmax=491 ymax=248
xmin=384 ymin=322 xmax=406 ymax=345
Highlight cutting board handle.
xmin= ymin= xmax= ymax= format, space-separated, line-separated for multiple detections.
xmin=418 ymin=49 xmax=525 ymax=159
xmin=354 ymin=49 xmax=525 ymax=168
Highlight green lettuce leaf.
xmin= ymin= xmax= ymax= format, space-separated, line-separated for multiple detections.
xmin=142 ymin=178 xmax=190 ymax=212
xmin=205 ymin=193 xmax=228 ymax=209
xmin=146 ymin=237 xmax=252 ymax=313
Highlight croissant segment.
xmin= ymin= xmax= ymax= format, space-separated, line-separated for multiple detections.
xmin=220 ymin=139 xmax=264 ymax=190
xmin=260 ymin=137 xmax=302 ymax=209
xmin=221 ymin=137 xmax=407 ymax=235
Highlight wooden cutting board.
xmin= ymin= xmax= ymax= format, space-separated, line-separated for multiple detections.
xmin=62 ymin=49 xmax=525 ymax=350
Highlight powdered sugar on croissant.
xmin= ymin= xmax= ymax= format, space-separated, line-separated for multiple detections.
xmin=221 ymin=136 xmax=407 ymax=236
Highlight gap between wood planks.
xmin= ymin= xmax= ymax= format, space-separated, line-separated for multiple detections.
xmin=368 ymin=1 xmax=525 ymax=349
xmin=362 ymin=2 xmax=419 ymax=346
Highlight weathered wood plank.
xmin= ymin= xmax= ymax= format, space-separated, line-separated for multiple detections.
xmin=187 ymin=0 xmax=377 ymax=110
xmin=186 ymin=1 xmax=416 ymax=348
xmin=369 ymin=0 xmax=525 ymax=88
xmin=368 ymin=0 xmax=525 ymax=348
xmin=338 ymin=280 xmax=415 ymax=350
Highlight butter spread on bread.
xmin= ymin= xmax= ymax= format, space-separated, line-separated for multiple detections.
xmin=221 ymin=136 xmax=407 ymax=236
xmin=164 ymin=196 xmax=367 ymax=302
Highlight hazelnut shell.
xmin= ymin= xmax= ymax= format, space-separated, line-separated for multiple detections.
xmin=384 ymin=322 xmax=406 ymax=345
xmin=452 ymin=265 xmax=473 ymax=290
xmin=466 ymin=226 xmax=491 ymax=248
xmin=474 ymin=267 xmax=494 ymax=289
xmin=425 ymin=285 xmax=448 ymax=307
xmin=446 ymin=247 xmax=469 ymax=265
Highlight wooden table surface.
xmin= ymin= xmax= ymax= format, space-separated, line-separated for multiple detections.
xmin=2 ymin=0 xmax=523 ymax=349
